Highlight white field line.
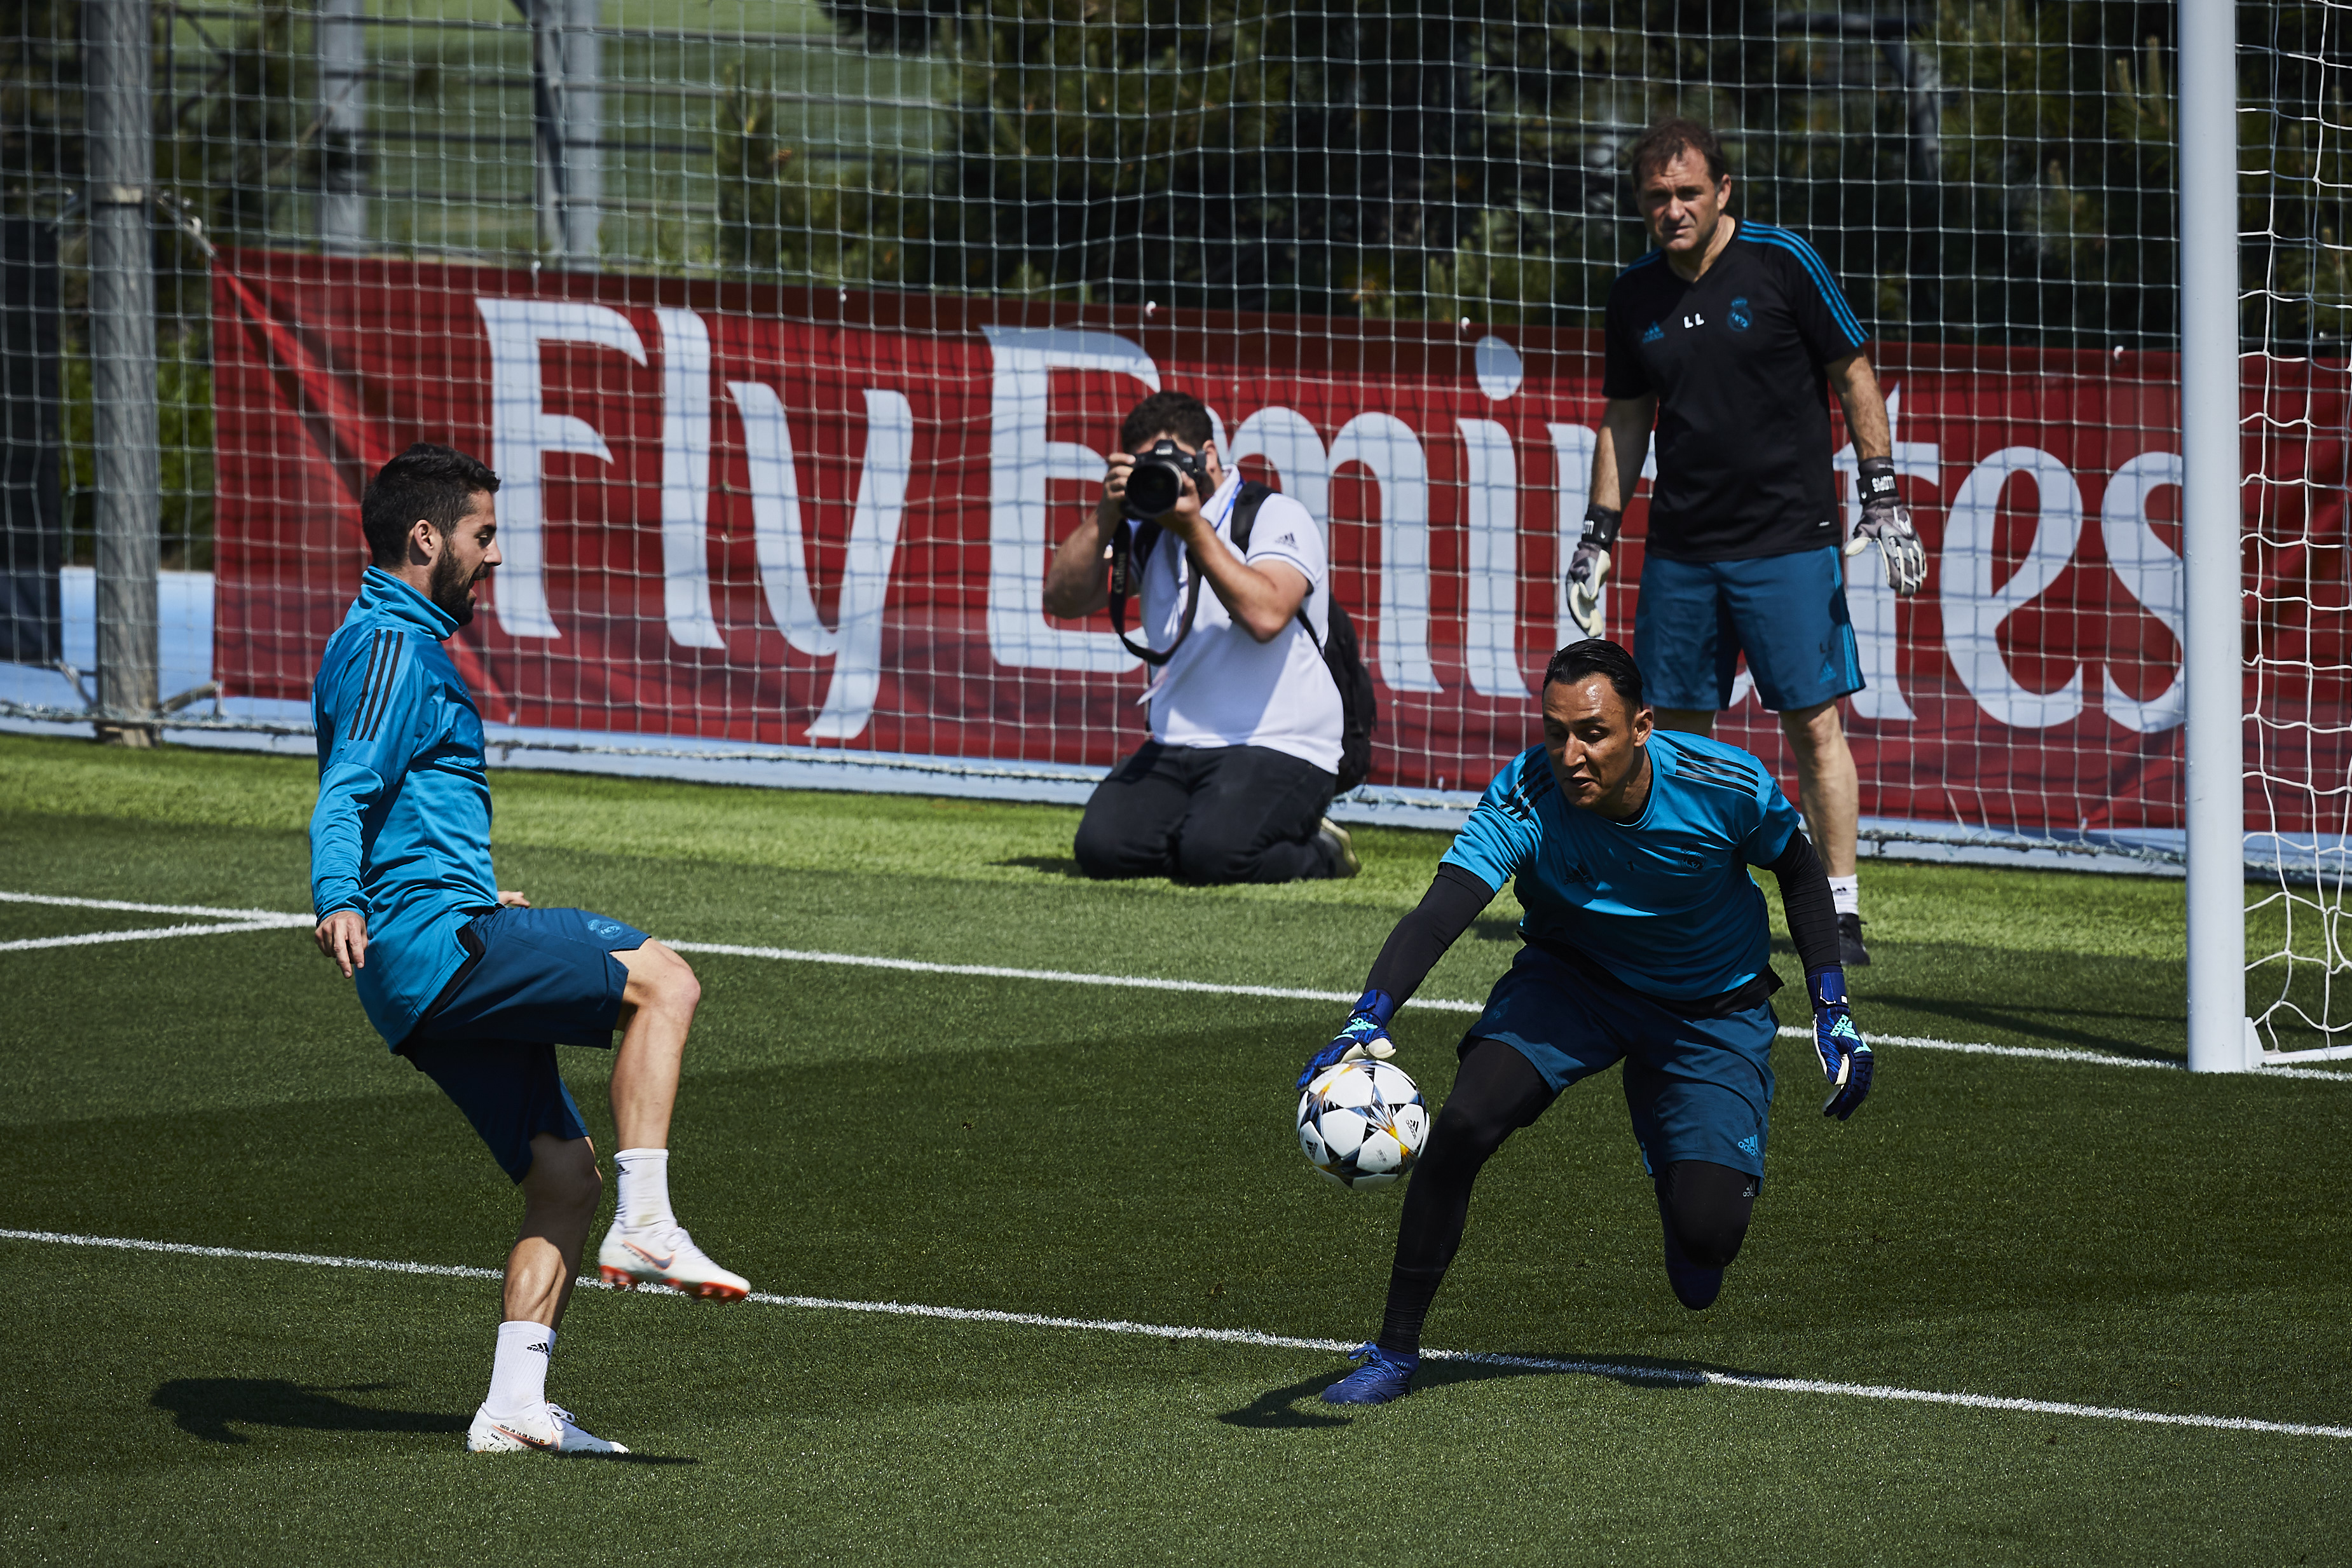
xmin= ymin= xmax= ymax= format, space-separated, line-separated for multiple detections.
xmin=1773 ymin=1025 xmax=2173 ymax=1070
xmin=663 ymin=939 xmax=1477 ymax=1013
xmin=0 ymin=918 xmax=311 ymax=953
xmin=0 ymin=889 xmax=311 ymax=923
xmin=6 ymin=890 xmax=2345 ymax=1081
xmin=6 ymin=1226 xmax=2347 ymax=1442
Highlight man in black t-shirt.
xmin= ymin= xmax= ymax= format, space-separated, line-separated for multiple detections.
xmin=1567 ymin=116 xmax=1926 ymax=964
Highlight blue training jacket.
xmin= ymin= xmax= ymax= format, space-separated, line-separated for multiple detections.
xmin=309 ymin=567 xmax=500 ymax=1047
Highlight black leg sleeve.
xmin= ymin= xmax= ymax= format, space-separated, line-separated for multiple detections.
xmin=1653 ymin=1160 xmax=1758 ymax=1310
xmin=1376 ymin=1039 xmax=1557 ymax=1356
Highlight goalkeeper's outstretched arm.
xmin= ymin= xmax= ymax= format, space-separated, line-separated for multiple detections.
xmin=1297 ymin=866 xmax=1496 ymax=1087
xmin=1762 ymin=830 xmax=1875 ymax=1119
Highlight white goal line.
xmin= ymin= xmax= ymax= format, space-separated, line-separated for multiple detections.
xmin=6 ymin=890 xmax=2344 ymax=1081
xmin=3 ymin=1226 xmax=2344 ymax=1442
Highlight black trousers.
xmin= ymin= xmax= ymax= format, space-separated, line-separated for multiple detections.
xmin=1073 ymin=741 xmax=1339 ymax=885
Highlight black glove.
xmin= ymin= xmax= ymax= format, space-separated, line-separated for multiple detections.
xmin=1566 ymin=504 xmax=1621 ymax=640
xmin=1845 ymin=456 xmax=1926 ymax=596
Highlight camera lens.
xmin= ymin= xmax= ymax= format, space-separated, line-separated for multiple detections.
xmin=1124 ymin=461 xmax=1182 ymax=519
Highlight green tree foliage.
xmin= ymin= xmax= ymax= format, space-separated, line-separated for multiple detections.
xmin=2245 ymin=4 xmax=2352 ymax=350
xmin=812 ymin=0 xmax=2345 ymax=347
xmin=715 ymin=73 xmax=929 ymax=288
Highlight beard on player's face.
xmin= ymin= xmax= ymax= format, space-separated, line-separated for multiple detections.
xmin=427 ymin=537 xmax=482 ymax=627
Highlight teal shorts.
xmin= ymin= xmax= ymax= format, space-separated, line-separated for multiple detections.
xmin=1465 ymin=944 xmax=1779 ymax=1181
xmin=1632 ymin=545 xmax=1863 ymax=712
xmin=400 ymin=906 xmax=650 ymax=1182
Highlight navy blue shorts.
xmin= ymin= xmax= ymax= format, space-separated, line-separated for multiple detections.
xmin=1632 ymin=545 xmax=1863 ymax=713
xmin=1464 ymin=944 xmax=1779 ymax=1180
xmin=401 ymin=906 xmax=650 ymax=1182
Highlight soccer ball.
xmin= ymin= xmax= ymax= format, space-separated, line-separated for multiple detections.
xmin=1297 ymin=1058 xmax=1429 ymax=1190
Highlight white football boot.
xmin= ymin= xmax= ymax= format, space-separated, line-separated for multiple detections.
xmin=467 ymin=1402 xmax=628 ymax=1455
xmin=597 ymin=1221 xmax=750 ymax=1301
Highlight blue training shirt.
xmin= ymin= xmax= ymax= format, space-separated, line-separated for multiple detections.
xmin=309 ymin=567 xmax=499 ymax=1047
xmin=1442 ymin=730 xmax=1805 ymax=1002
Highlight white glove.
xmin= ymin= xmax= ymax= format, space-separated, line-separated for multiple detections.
xmin=1566 ymin=538 xmax=1611 ymax=641
xmin=1848 ymin=458 xmax=1927 ymax=596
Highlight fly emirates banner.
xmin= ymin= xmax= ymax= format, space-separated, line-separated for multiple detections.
xmin=210 ymin=250 xmax=2349 ymax=836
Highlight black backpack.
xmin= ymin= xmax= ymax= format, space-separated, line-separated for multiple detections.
xmin=1106 ymin=480 xmax=1378 ymax=793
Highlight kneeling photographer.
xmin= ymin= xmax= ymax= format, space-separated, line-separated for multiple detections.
xmin=1044 ymin=391 xmax=1357 ymax=884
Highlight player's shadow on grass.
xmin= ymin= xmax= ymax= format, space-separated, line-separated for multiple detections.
xmin=152 ymin=1379 xmax=467 ymax=1445
xmin=1219 ymin=1353 xmax=1722 ymax=1426
xmin=150 ymin=1379 xmax=699 ymax=1463
xmin=1870 ymin=993 xmax=2183 ymax=1061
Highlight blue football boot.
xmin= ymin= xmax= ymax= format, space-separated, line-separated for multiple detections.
xmin=1319 ymin=1342 xmax=1418 ymax=1405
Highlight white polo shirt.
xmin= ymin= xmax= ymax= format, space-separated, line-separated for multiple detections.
xmin=1127 ymin=473 xmax=1344 ymax=775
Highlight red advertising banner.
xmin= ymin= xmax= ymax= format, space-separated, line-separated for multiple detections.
xmin=211 ymin=250 xmax=2351 ymax=836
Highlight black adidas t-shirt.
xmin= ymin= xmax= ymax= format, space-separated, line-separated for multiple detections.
xmin=1602 ymin=221 xmax=1871 ymax=562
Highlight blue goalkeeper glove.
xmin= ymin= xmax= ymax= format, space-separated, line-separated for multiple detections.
xmin=1297 ymin=989 xmax=1399 ymax=1090
xmin=1810 ymin=968 xmax=1874 ymax=1121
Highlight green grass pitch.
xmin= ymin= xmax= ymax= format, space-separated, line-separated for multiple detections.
xmin=2 ymin=730 xmax=2348 ymax=1565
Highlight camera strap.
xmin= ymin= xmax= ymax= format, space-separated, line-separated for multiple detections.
xmin=1105 ymin=481 xmax=1273 ymax=667
xmin=1107 ymin=519 xmax=1189 ymax=667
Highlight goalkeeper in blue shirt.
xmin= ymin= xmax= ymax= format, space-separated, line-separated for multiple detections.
xmin=1297 ymin=639 xmax=1872 ymax=1405
xmin=310 ymin=444 xmax=749 ymax=1456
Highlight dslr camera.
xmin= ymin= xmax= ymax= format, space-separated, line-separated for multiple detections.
xmin=1120 ymin=439 xmax=1210 ymax=521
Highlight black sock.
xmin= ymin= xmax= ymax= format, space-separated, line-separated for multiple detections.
xmin=1376 ymin=1265 xmax=1446 ymax=1358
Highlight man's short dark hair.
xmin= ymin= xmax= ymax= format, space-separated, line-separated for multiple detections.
xmin=1543 ymin=639 xmax=1646 ymax=710
xmin=1627 ymin=116 xmax=1728 ymax=186
xmin=1120 ymin=391 xmax=1214 ymax=455
xmin=360 ymin=443 xmax=500 ymax=568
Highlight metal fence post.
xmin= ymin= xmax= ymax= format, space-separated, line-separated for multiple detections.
xmin=2178 ymin=0 xmax=2248 ymax=1070
xmin=86 ymin=0 xmax=160 ymax=747
xmin=562 ymin=0 xmax=601 ymax=268
xmin=530 ymin=0 xmax=600 ymax=267
xmin=319 ymin=0 xmax=369 ymax=252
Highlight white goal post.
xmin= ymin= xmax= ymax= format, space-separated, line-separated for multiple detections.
xmin=2178 ymin=0 xmax=2246 ymax=1072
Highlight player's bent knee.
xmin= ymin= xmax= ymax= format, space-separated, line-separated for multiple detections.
xmin=1660 ymin=1161 xmax=1756 ymax=1270
xmin=1421 ymin=1100 xmax=1517 ymax=1176
xmin=621 ymin=940 xmax=700 ymax=1014
xmin=1669 ymin=1211 xmax=1749 ymax=1271
xmin=522 ymin=1135 xmax=601 ymax=1213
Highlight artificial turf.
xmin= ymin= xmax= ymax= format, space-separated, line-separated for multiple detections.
xmin=2 ymin=732 xmax=2348 ymax=1565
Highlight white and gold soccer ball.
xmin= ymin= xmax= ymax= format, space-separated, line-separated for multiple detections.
xmin=1297 ymin=1058 xmax=1428 ymax=1190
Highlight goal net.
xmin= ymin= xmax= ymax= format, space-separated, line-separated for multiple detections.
xmin=2244 ymin=3 xmax=2352 ymax=1059
xmin=0 ymin=2 xmax=2339 ymax=1039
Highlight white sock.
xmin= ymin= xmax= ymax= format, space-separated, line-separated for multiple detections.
xmin=613 ymin=1148 xmax=675 ymax=1232
xmin=1828 ymin=875 xmax=1861 ymax=918
xmin=486 ymin=1320 xmax=553 ymax=1418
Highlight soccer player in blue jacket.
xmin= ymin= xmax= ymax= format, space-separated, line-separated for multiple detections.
xmin=311 ymin=444 xmax=749 ymax=1456
xmin=1297 ymin=639 xmax=1873 ymax=1405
